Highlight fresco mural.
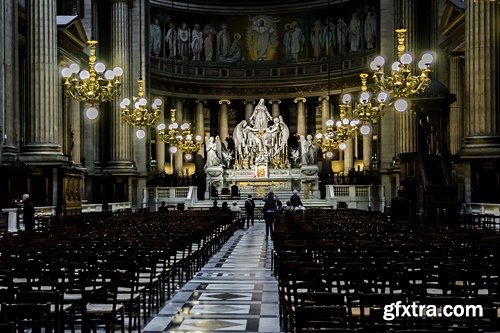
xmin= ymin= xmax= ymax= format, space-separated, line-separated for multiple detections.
xmin=149 ymin=0 xmax=378 ymax=62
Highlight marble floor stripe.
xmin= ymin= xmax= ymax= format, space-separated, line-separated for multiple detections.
xmin=143 ymin=222 xmax=282 ymax=333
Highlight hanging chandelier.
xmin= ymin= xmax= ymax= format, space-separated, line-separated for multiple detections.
xmin=61 ymin=40 xmax=123 ymax=110
xmin=157 ymin=107 xmax=202 ymax=158
xmin=369 ymin=28 xmax=433 ymax=112
xmin=120 ymin=80 xmax=162 ymax=139
xmin=352 ymin=73 xmax=387 ymax=136
xmin=316 ymin=95 xmax=360 ymax=155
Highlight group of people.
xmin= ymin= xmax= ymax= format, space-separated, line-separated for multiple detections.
xmin=150 ymin=10 xmax=377 ymax=62
xmin=204 ymin=190 xmax=305 ymax=241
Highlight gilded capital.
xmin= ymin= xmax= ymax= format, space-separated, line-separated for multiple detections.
xmin=294 ymin=97 xmax=307 ymax=103
xmin=219 ymin=99 xmax=231 ymax=105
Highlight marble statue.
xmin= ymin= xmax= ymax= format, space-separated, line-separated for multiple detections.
xmin=250 ymin=98 xmax=273 ymax=130
xmin=299 ymin=134 xmax=317 ymax=165
xmin=205 ymin=136 xmax=222 ymax=168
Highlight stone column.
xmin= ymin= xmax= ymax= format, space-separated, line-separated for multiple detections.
xmin=69 ymin=97 xmax=81 ymax=165
xmin=24 ymin=0 xmax=63 ymax=158
xmin=319 ymin=96 xmax=330 ymax=134
xmin=174 ymin=99 xmax=184 ymax=173
xmin=462 ymin=1 xmax=500 ymax=155
xmin=108 ymin=0 xmax=133 ymax=171
xmin=343 ymin=138 xmax=354 ymax=174
xmin=156 ymin=105 xmax=165 ymax=173
xmin=195 ymin=100 xmax=206 ymax=157
xmin=269 ymin=99 xmax=281 ymax=118
xmin=295 ymin=97 xmax=307 ymax=136
xmin=397 ymin=0 xmax=418 ymax=154
xmin=219 ymin=99 xmax=230 ymax=147
xmin=1 ymin=0 xmax=19 ymax=158
xmin=363 ymin=134 xmax=372 ymax=170
xmin=378 ymin=0 xmax=397 ymax=200
xmin=449 ymin=55 xmax=464 ymax=155
xmin=244 ymin=100 xmax=255 ymax=121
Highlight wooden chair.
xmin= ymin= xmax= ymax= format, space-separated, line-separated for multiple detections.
xmin=79 ymin=270 xmax=125 ymax=333
xmin=16 ymin=290 xmax=67 ymax=333
xmin=2 ymin=303 xmax=52 ymax=333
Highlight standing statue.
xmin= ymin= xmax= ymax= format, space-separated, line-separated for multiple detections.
xmin=299 ymin=134 xmax=317 ymax=165
xmin=165 ymin=22 xmax=177 ymax=58
xmin=364 ymin=10 xmax=376 ymax=49
xmin=250 ymin=98 xmax=273 ymax=130
xmin=278 ymin=115 xmax=290 ymax=157
xmin=348 ymin=13 xmax=361 ymax=52
xmin=310 ymin=19 xmax=323 ymax=58
xmin=150 ymin=17 xmax=162 ymax=56
xmin=205 ymin=136 xmax=222 ymax=168
xmin=191 ymin=23 xmax=203 ymax=61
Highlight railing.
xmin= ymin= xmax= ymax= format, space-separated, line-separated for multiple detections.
xmin=81 ymin=203 xmax=103 ymax=213
xmin=326 ymin=185 xmax=386 ymax=212
xmin=143 ymin=186 xmax=198 ymax=212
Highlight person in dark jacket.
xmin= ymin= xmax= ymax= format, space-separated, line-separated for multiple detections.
xmin=289 ymin=190 xmax=303 ymax=208
xmin=22 ymin=194 xmax=35 ymax=232
xmin=263 ymin=191 xmax=280 ymax=241
xmin=244 ymin=194 xmax=256 ymax=227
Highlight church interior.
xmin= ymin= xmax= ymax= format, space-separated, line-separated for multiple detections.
xmin=0 ymin=0 xmax=499 ymax=332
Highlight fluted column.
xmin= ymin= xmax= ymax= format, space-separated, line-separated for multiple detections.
xmin=449 ymin=55 xmax=464 ymax=155
xmin=108 ymin=0 xmax=133 ymax=170
xmin=269 ymin=99 xmax=281 ymax=118
xmin=319 ymin=96 xmax=330 ymax=133
xmin=1 ymin=0 xmax=19 ymax=158
xmin=244 ymin=100 xmax=255 ymax=121
xmin=219 ymin=99 xmax=230 ymax=147
xmin=174 ymin=99 xmax=184 ymax=172
xmin=295 ymin=97 xmax=307 ymax=136
xmin=23 ymin=0 xmax=62 ymax=157
xmin=343 ymin=138 xmax=354 ymax=175
xmin=463 ymin=1 xmax=500 ymax=155
xmin=69 ymin=97 xmax=81 ymax=165
xmin=397 ymin=0 xmax=418 ymax=154
xmin=363 ymin=134 xmax=372 ymax=170
xmin=156 ymin=105 xmax=165 ymax=172
xmin=195 ymin=100 xmax=206 ymax=157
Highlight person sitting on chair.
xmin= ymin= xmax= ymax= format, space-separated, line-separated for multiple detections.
xmin=158 ymin=201 xmax=168 ymax=212
xmin=209 ymin=200 xmax=220 ymax=212
xmin=290 ymin=190 xmax=303 ymax=208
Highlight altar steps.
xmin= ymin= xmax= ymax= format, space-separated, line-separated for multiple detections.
xmin=190 ymin=198 xmax=333 ymax=210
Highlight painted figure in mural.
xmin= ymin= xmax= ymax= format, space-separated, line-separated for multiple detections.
xmin=191 ymin=23 xmax=203 ymax=60
xmin=216 ymin=24 xmax=231 ymax=61
xmin=310 ymin=19 xmax=323 ymax=58
xmin=337 ymin=16 xmax=348 ymax=55
xmin=178 ymin=22 xmax=190 ymax=59
xmin=290 ymin=21 xmax=304 ymax=61
xmin=300 ymin=134 xmax=317 ymax=166
xmin=250 ymin=98 xmax=273 ymax=130
xmin=222 ymin=33 xmax=242 ymax=63
xmin=364 ymin=10 xmax=377 ymax=49
xmin=150 ymin=17 xmax=162 ymax=56
xmin=203 ymin=24 xmax=217 ymax=61
xmin=165 ymin=22 xmax=177 ymax=58
xmin=322 ymin=17 xmax=336 ymax=57
xmin=283 ymin=23 xmax=293 ymax=61
xmin=251 ymin=16 xmax=277 ymax=61
xmin=348 ymin=12 xmax=361 ymax=52
xmin=205 ymin=136 xmax=222 ymax=168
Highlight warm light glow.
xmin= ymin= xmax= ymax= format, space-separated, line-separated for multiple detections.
xmin=185 ymin=153 xmax=193 ymax=161
xmin=86 ymin=106 xmax=99 ymax=120
xmin=394 ymin=98 xmax=409 ymax=112
xmin=360 ymin=124 xmax=372 ymax=136
xmin=169 ymin=146 xmax=178 ymax=154
xmin=339 ymin=142 xmax=347 ymax=150
xmin=136 ymin=129 xmax=146 ymax=139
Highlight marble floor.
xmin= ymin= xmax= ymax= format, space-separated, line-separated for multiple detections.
xmin=143 ymin=221 xmax=282 ymax=333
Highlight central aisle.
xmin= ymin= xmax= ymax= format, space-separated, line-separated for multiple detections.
xmin=143 ymin=222 xmax=282 ymax=333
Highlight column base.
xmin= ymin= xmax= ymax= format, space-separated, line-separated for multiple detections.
xmin=461 ymin=136 xmax=500 ymax=158
xmin=105 ymin=160 xmax=137 ymax=175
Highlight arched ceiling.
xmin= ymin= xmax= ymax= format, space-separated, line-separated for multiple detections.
xmin=150 ymin=0 xmax=353 ymax=15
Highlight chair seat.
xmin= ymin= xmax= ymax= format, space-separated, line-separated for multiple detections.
xmin=87 ymin=303 xmax=124 ymax=313
xmin=117 ymin=292 xmax=141 ymax=302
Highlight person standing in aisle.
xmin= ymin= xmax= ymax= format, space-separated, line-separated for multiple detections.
xmin=245 ymin=194 xmax=256 ymax=227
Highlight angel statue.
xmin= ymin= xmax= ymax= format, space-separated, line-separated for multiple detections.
xmin=299 ymin=134 xmax=317 ymax=165
xmin=205 ymin=136 xmax=222 ymax=168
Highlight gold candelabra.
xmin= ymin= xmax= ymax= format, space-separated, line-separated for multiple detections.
xmin=120 ymin=80 xmax=162 ymax=139
xmin=369 ymin=28 xmax=433 ymax=112
xmin=316 ymin=94 xmax=360 ymax=154
xmin=352 ymin=73 xmax=387 ymax=135
xmin=157 ymin=107 xmax=202 ymax=157
xmin=61 ymin=40 xmax=123 ymax=114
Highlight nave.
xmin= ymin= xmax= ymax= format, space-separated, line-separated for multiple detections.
xmin=143 ymin=222 xmax=280 ymax=333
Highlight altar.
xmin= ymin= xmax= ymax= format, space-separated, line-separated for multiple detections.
xmin=204 ymin=98 xmax=319 ymax=199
